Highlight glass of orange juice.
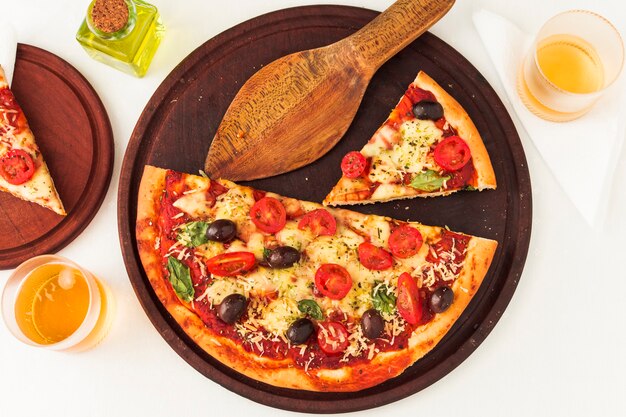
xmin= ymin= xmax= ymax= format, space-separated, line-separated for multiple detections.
xmin=517 ymin=10 xmax=624 ymax=122
xmin=1 ymin=255 xmax=113 ymax=352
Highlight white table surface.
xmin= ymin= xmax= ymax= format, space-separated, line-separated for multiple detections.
xmin=1 ymin=0 xmax=625 ymax=416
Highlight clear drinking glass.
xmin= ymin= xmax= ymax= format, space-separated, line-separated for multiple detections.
xmin=1 ymin=255 xmax=114 ymax=352
xmin=517 ymin=10 xmax=624 ymax=122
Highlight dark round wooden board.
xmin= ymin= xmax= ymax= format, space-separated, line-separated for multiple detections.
xmin=0 ymin=44 xmax=114 ymax=270
xmin=118 ymin=5 xmax=531 ymax=414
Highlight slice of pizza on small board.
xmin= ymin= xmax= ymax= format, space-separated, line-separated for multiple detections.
xmin=324 ymin=71 xmax=496 ymax=206
xmin=0 ymin=65 xmax=65 ymax=215
xmin=136 ymin=165 xmax=497 ymax=392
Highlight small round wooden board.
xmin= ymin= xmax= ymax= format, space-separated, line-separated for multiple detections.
xmin=0 ymin=44 xmax=114 ymax=270
xmin=118 ymin=6 xmax=531 ymax=413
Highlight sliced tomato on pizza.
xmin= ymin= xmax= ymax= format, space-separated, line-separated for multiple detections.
xmin=323 ymin=71 xmax=496 ymax=206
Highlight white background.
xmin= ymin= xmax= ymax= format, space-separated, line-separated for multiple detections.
xmin=1 ymin=0 xmax=625 ymax=416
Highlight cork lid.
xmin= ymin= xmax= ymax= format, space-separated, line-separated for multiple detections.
xmin=90 ymin=0 xmax=130 ymax=33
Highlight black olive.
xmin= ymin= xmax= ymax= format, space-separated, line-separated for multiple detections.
xmin=265 ymin=246 xmax=301 ymax=268
xmin=217 ymin=294 xmax=247 ymax=324
xmin=206 ymin=219 xmax=237 ymax=243
xmin=286 ymin=318 xmax=314 ymax=344
xmin=361 ymin=309 xmax=385 ymax=339
xmin=412 ymin=100 xmax=444 ymax=121
xmin=429 ymin=286 xmax=454 ymax=313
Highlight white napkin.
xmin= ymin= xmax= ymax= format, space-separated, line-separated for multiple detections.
xmin=473 ymin=9 xmax=626 ymax=227
xmin=0 ymin=18 xmax=17 ymax=85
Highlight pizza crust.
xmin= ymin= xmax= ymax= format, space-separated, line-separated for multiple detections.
xmin=136 ymin=166 xmax=498 ymax=392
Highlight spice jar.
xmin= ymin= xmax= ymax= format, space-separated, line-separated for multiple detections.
xmin=76 ymin=0 xmax=164 ymax=77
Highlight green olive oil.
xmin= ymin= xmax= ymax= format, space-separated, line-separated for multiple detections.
xmin=76 ymin=0 xmax=164 ymax=77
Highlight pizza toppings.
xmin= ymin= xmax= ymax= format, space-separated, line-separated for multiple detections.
xmin=317 ymin=321 xmax=349 ymax=354
xmin=361 ymin=309 xmax=385 ymax=339
xmin=298 ymin=208 xmax=337 ymax=236
xmin=388 ymin=224 xmax=423 ymax=258
xmin=206 ymin=219 xmax=237 ymax=242
xmin=412 ymin=100 xmax=444 ymax=121
xmin=314 ymin=264 xmax=352 ymax=300
xmin=0 ymin=149 xmax=36 ymax=185
xmin=429 ymin=286 xmax=454 ymax=313
xmin=340 ymin=151 xmax=366 ymax=179
xmin=177 ymin=221 xmax=210 ymax=247
xmin=371 ymin=281 xmax=397 ymax=315
xmin=217 ymin=293 xmax=247 ymax=324
xmin=396 ymin=273 xmax=422 ymax=325
xmin=166 ymin=256 xmax=194 ymax=302
xmin=264 ymin=246 xmax=301 ymax=268
xmin=434 ymin=136 xmax=472 ymax=172
xmin=409 ymin=170 xmax=450 ymax=192
xmin=205 ymin=252 xmax=256 ymax=277
xmin=146 ymin=168 xmax=489 ymax=377
xmin=297 ymin=299 xmax=324 ymax=320
xmin=286 ymin=318 xmax=315 ymax=344
xmin=250 ymin=196 xmax=286 ymax=233
xmin=357 ymin=242 xmax=393 ymax=270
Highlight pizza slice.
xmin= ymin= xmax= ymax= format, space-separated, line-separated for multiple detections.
xmin=0 ymin=66 xmax=65 ymax=215
xmin=136 ymin=165 xmax=497 ymax=392
xmin=323 ymin=71 xmax=496 ymax=206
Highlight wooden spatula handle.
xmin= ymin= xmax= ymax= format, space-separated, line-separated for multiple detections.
xmin=347 ymin=0 xmax=455 ymax=73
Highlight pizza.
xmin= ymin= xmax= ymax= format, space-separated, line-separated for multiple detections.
xmin=324 ymin=71 xmax=496 ymax=206
xmin=136 ymin=165 xmax=497 ymax=392
xmin=0 ymin=65 xmax=65 ymax=215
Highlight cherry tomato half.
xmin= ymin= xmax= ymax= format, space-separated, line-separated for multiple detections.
xmin=250 ymin=197 xmax=286 ymax=233
xmin=340 ymin=151 xmax=366 ymax=179
xmin=433 ymin=136 xmax=472 ymax=172
xmin=315 ymin=263 xmax=352 ymax=300
xmin=357 ymin=242 xmax=393 ymax=270
xmin=317 ymin=321 xmax=349 ymax=354
xmin=298 ymin=209 xmax=337 ymax=237
xmin=388 ymin=225 xmax=423 ymax=259
xmin=205 ymin=252 xmax=256 ymax=277
xmin=0 ymin=149 xmax=35 ymax=185
xmin=396 ymin=272 xmax=422 ymax=325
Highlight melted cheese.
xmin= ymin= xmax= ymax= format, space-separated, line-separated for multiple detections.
xmin=214 ymin=187 xmax=256 ymax=233
xmin=199 ymin=279 xmax=246 ymax=305
xmin=304 ymin=230 xmax=361 ymax=266
xmin=275 ymin=220 xmax=313 ymax=251
xmin=257 ymin=298 xmax=300 ymax=335
xmin=366 ymin=119 xmax=442 ymax=184
xmin=173 ymin=189 xmax=213 ymax=218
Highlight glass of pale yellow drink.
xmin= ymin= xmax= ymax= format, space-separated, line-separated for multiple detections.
xmin=518 ymin=10 xmax=624 ymax=121
xmin=1 ymin=255 xmax=113 ymax=352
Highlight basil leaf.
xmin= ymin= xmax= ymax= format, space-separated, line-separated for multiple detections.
xmin=409 ymin=170 xmax=450 ymax=192
xmin=464 ymin=185 xmax=477 ymax=191
xmin=167 ymin=257 xmax=194 ymax=302
xmin=298 ymin=299 xmax=323 ymax=320
xmin=371 ymin=281 xmax=396 ymax=315
xmin=178 ymin=221 xmax=209 ymax=247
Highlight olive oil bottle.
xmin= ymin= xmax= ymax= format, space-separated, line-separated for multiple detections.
xmin=76 ymin=0 xmax=164 ymax=77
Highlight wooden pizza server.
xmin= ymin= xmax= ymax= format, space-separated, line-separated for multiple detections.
xmin=204 ymin=0 xmax=455 ymax=181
